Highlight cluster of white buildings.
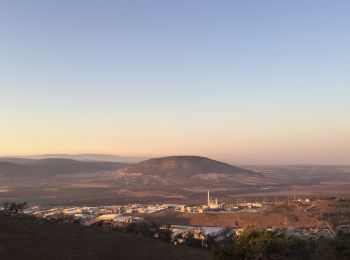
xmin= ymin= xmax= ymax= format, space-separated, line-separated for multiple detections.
xmin=23 ymin=203 xmax=173 ymax=225
xmin=175 ymin=190 xmax=267 ymax=213
xmin=264 ymin=226 xmax=335 ymax=240
xmin=14 ymin=190 xmax=273 ymax=222
xmin=171 ymin=225 xmax=234 ymax=246
xmin=168 ymin=225 xmax=335 ymax=245
xmin=22 ymin=191 xmax=268 ymax=221
xmin=17 ymin=192 xmax=337 ymax=242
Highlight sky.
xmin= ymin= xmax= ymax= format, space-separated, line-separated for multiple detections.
xmin=0 ymin=1 xmax=349 ymax=164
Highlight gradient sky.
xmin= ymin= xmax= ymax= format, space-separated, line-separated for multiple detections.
xmin=0 ymin=1 xmax=349 ymax=164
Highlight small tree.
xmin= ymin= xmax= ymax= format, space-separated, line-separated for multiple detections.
xmin=3 ymin=201 xmax=10 ymax=211
xmin=8 ymin=202 xmax=17 ymax=213
xmin=156 ymin=224 xmax=172 ymax=243
xmin=15 ymin=202 xmax=27 ymax=213
xmin=183 ymin=231 xmax=203 ymax=248
xmin=2 ymin=201 xmax=27 ymax=213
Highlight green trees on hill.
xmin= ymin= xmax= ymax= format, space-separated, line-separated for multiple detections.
xmin=212 ymin=225 xmax=314 ymax=260
xmin=331 ymin=231 xmax=350 ymax=259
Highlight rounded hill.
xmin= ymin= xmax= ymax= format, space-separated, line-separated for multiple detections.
xmin=117 ymin=156 xmax=256 ymax=177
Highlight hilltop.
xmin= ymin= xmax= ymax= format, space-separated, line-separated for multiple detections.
xmin=117 ymin=155 xmax=257 ymax=177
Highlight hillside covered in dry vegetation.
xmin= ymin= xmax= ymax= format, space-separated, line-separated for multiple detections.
xmin=0 ymin=213 xmax=209 ymax=260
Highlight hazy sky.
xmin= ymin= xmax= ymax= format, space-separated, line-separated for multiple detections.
xmin=1 ymin=1 xmax=349 ymax=164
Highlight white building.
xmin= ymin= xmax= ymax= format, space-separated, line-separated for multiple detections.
xmin=95 ymin=214 xmax=119 ymax=221
xmin=207 ymin=190 xmax=222 ymax=209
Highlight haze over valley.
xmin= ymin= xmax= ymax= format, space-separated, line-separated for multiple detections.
xmin=1 ymin=155 xmax=349 ymax=205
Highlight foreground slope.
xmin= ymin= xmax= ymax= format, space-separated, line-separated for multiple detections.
xmin=0 ymin=213 xmax=209 ymax=260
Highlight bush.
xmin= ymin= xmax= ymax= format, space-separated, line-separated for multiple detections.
xmin=2 ymin=201 xmax=27 ymax=213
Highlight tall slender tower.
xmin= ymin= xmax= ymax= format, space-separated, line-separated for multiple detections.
xmin=207 ymin=190 xmax=210 ymax=206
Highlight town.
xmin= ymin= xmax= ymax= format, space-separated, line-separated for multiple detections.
xmin=12 ymin=191 xmax=341 ymax=248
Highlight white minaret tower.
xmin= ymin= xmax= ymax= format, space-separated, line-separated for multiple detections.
xmin=207 ymin=190 xmax=210 ymax=206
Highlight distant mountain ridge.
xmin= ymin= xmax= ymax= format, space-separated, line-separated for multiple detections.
xmin=1 ymin=154 xmax=148 ymax=163
xmin=117 ymin=155 xmax=258 ymax=177
xmin=0 ymin=158 xmax=127 ymax=177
